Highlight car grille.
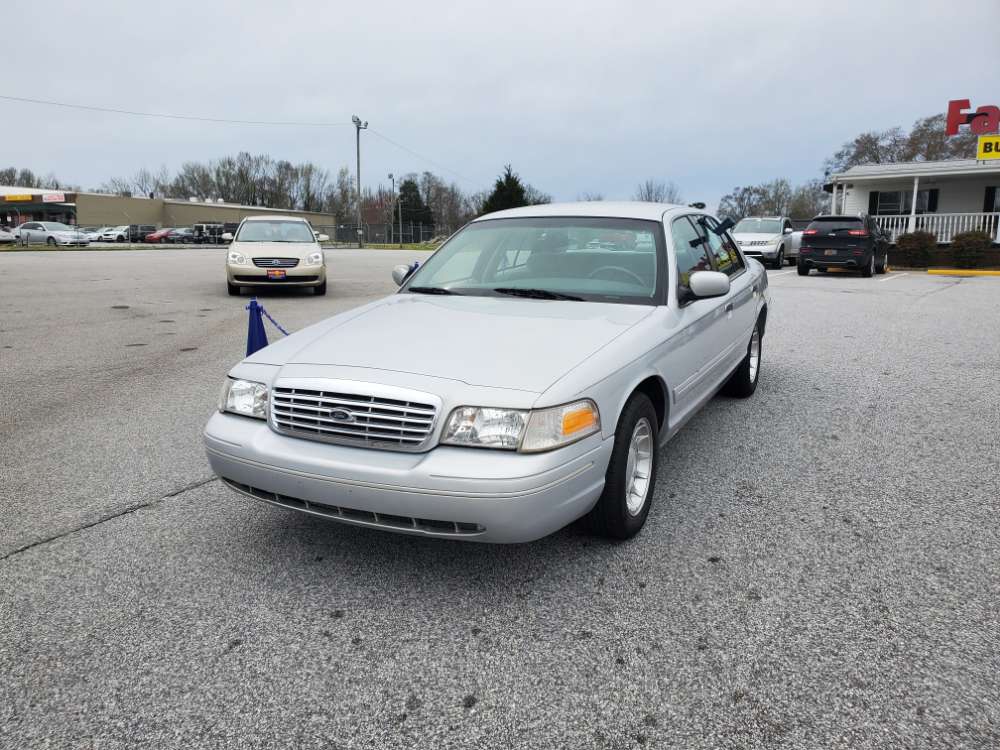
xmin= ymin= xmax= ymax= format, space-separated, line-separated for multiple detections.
xmin=221 ymin=478 xmax=485 ymax=535
xmin=253 ymin=257 xmax=299 ymax=268
xmin=271 ymin=386 xmax=438 ymax=451
xmin=233 ymin=275 xmax=318 ymax=282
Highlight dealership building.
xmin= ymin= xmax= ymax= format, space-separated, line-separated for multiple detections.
xmin=0 ymin=187 xmax=336 ymax=230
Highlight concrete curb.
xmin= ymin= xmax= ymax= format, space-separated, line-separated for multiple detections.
xmin=926 ymin=269 xmax=1000 ymax=277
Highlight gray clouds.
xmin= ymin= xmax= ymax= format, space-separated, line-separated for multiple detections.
xmin=3 ymin=0 xmax=997 ymax=207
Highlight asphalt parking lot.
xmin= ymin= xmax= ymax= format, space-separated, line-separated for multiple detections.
xmin=1 ymin=248 xmax=998 ymax=749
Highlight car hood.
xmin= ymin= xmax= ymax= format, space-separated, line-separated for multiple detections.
xmin=231 ymin=240 xmax=317 ymax=258
xmin=254 ymin=294 xmax=653 ymax=393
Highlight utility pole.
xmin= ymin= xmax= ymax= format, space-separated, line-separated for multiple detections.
xmin=352 ymin=115 xmax=368 ymax=248
xmin=388 ymin=172 xmax=395 ymax=244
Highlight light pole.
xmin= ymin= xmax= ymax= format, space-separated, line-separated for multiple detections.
xmin=352 ymin=115 xmax=368 ymax=248
xmin=388 ymin=172 xmax=395 ymax=244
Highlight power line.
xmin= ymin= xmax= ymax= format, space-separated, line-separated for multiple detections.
xmin=369 ymin=128 xmax=477 ymax=186
xmin=0 ymin=94 xmax=351 ymax=127
xmin=0 ymin=93 xmax=484 ymax=187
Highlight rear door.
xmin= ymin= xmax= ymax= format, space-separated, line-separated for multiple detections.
xmin=802 ymin=216 xmax=867 ymax=261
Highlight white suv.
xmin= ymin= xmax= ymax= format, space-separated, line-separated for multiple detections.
xmin=732 ymin=217 xmax=800 ymax=269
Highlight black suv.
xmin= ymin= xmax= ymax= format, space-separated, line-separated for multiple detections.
xmin=797 ymin=215 xmax=889 ymax=277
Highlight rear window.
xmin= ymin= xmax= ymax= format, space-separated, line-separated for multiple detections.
xmin=807 ymin=217 xmax=864 ymax=232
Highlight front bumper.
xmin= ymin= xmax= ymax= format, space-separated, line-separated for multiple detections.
xmin=227 ymin=265 xmax=326 ymax=286
xmin=740 ymin=245 xmax=779 ymax=259
xmin=204 ymin=411 xmax=611 ymax=543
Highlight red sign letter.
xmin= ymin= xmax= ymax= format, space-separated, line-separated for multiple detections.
xmin=970 ymin=105 xmax=1000 ymax=135
xmin=946 ymin=99 xmax=970 ymax=135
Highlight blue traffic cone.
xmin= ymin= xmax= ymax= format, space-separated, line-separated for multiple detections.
xmin=246 ymin=298 xmax=269 ymax=356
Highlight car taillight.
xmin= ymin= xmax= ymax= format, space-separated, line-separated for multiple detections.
xmin=802 ymin=229 xmax=818 ymax=235
xmin=847 ymin=229 xmax=869 ymax=236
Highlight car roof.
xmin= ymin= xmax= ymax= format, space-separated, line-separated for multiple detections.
xmin=471 ymin=201 xmax=695 ymax=223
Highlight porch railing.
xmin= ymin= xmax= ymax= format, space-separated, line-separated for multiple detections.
xmin=874 ymin=212 xmax=1000 ymax=244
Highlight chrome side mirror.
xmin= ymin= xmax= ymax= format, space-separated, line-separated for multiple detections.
xmin=317 ymin=233 xmax=329 ymax=243
xmin=221 ymin=232 xmax=233 ymax=241
xmin=688 ymin=270 xmax=730 ymax=299
xmin=783 ymin=227 xmax=794 ymax=234
xmin=392 ymin=264 xmax=412 ymax=286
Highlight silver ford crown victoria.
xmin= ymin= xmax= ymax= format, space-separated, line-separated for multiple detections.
xmin=204 ymin=202 xmax=769 ymax=543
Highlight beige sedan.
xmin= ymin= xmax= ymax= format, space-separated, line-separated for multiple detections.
xmin=225 ymin=216 xmax=328 ymax=296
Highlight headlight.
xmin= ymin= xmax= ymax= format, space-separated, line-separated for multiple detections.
xmin=219 ymin=378 xmax=268 ymax=419
xmin=305 ymin=250 xmax=324 ymax=266
xmin=228 ymin=250 xmax=248 ymax=265
xmin=440 ymin=399 xmax=600 ymax=452
xmin=441 ymin=406 xmax=529 ymax=450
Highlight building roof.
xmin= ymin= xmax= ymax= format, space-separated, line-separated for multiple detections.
xmin=830 ymin=159 xmax=1000 ymax=181
xmin=473 ymin=201 xmax=689 ymax=222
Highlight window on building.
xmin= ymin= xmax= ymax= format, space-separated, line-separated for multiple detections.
xmin=872 ymin=189 xmax=937 ymax=215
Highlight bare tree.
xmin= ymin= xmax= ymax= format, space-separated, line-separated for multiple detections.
xmin=577 ymin=192 xmax=604 ymax=201
xmin=633 ymin=179 xmax=682 ymax=203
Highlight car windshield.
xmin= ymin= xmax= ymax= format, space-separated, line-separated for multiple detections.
xmin=734 ymin=218 xmax=781 ymax=234
xmin=403 ymin=217 xmax=662 ymax=304
xmin=41 ymin=222 xmax=72 ymax=231
xmin=235 ymin=220 xmax=314 ymax=242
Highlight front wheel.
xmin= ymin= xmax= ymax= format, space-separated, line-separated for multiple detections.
xmin=771 ymin=247 xmax=784 ymax=270
xmin=46 ymin=237 xmax=57 ymax=246
xmin=588 ymin=392 xmax=659 ymax=540
xmin=227 ymin=281 xmax=240 ymax=296
xmin=313 ymin=280 xmax=327 ymax=296
xmin=722 ymin=319 xmax=761 ymax=398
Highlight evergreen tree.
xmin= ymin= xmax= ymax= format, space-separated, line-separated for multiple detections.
xmin=480 ymin=165 xmax=529 ymax=214
xmin=399 ymin=178 xmax=434 ymax=228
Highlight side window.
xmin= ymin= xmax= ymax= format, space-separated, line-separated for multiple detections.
xmin=696 ymin=217 xmax=745 ymax=277
xmin=671 ymin=216 xmax=713 ymax=300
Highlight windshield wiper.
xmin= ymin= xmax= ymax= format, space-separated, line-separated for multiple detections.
xmin=408 ymin=286 xmax=460 ymax=295
xmin=492 ymin=287 xmax=584 ymax=301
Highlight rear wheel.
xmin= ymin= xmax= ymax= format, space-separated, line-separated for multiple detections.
xmin=875 ymin=251 xmax=888 ymax=274
xmin=797 ymin=261 xmax=810 ymax=276
xmin=861 ymin=253 xmax=875 ymax=278
xmin=722 ymin=318 xmax=762 ymax=398
xmin=227 ymin=281 xmax=240 ymax=296
xmin=588 ymin=393 xmax=659 ymax=540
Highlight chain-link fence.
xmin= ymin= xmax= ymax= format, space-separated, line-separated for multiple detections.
xmin=313 ymin=223 xmax=454 ymax=246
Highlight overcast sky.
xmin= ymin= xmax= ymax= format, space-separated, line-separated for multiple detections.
xmin=4 ymin=0 xmax=998 ymax=208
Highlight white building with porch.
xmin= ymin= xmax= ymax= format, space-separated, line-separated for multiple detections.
xmin=826 ymin=159 xmax=1000 ymax=244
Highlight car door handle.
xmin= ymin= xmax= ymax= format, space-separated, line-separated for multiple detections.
xmin=725 ymin=303 xmax=734 ymax=313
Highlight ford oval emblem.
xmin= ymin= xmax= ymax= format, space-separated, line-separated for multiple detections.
xmin=328 ymin=409 xmax=354 ymax=422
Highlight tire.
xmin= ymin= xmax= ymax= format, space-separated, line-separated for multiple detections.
xmin=117 ymin=235 xmax=125 ymax=243
xmin=771 ymin=247 xmax=784 ymax=270
xmin=861 ymin=253 xmax=874 ymax=278
xmin=227 ymin=281 xmax=240 ymax=296
xmin=313 ymin=280 xmax=327 ymax=296
xmin=587 ymin=392 xmax=659 ymax=540
xmin=722 ymin=318 xmax=762 ymax=398
xmin=46 ymin=237 xmax=56 ymax=246
xmin=797 ymin=261 xmax=810 ymax=276
xmin=875 ymin=251 xmax=888 ymax=274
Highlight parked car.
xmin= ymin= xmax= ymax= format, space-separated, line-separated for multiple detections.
xmin=0 ymin=227 xmax=15 ymax=244
xmin=83 ymin=227 xmax=111 ymax=242
xmin=224 ymin=216 xmax=328 ymax=296
xmin=97 ymin=225 xmax=129 ymax=242
xmin=129 ymin=224 xmax=157 ymax=242
xmin=145 ymin=227 xmax=174 ymax=243
xmin=732 ymin=216 xmax=799 ymax=269
xmin=798 ymin=214 xmax=889 ymax=277
xmin=204 ymin=202 xmax=769 ymax=543
xmin=15 ymin=221 xmax=89 ymax=247
xmin=166 ymin=227 xmax=195 ymax=244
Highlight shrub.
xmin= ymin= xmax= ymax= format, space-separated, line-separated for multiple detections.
xmin=895 ymin=231 xmax=937 ymax=267
xmin=951 ymin=230 xmax=992 ymax=269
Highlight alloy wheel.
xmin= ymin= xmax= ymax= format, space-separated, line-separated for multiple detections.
xmin=624 ymin=418 xmax=653 ymax=516
xmin=749 ymin=326 xmax=761 ymax=383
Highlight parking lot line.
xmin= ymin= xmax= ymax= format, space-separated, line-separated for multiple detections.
xmin=878 ymin=272 xmax=908 ymax=282
xmin=769 ymin=270 xmax=795 ymax=277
